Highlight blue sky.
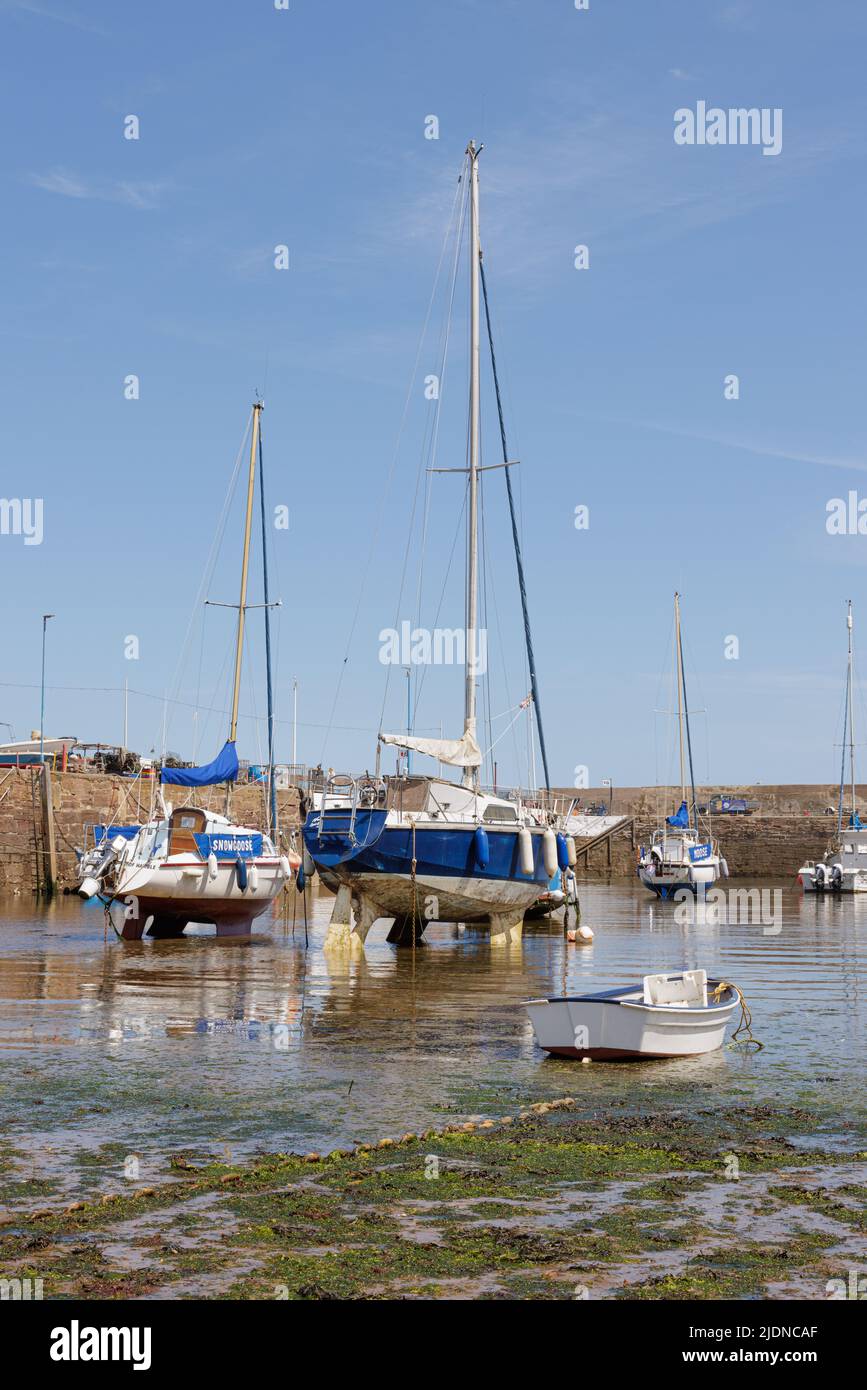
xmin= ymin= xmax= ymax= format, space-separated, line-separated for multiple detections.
xmin=1 ymin=0 xmax=867 ymax=788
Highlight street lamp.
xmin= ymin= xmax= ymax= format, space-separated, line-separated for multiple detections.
xmin=404 ymin=667 xmax=412 ymax=776
xmin=602 ymin=777 xmax=613 ymax=814
xmin=39 ymin=614 xmax=54 ymax=764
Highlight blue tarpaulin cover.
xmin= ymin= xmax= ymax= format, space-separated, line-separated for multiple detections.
xmin=848 ymin=812 xmax=864 ymax=829
xmin=94 ymin=824 xmax=140 ymax=844
xmin=666 ymin=800 xmax=690 ymax=828
xmin=160 ymin=740 xmax=239 ymax=787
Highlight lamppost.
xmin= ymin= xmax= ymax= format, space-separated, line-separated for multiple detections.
xmin=602 ymin=777 xmax=613 ymax=814
xmin=39 ymin=614 xmax=54 ymax=764
xmin=404 ymin=667 xmax=412 ymax=776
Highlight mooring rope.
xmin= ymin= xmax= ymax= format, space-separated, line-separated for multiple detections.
xmin=712 ymin=980 xmax=763 ymax=1050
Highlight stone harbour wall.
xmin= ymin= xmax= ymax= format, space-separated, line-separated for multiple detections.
xmin=0 ymin=769 xmax=301 ymax=894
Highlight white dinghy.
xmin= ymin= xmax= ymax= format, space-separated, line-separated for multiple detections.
xmin=525 ymin=970 xmax=739 ymax=1060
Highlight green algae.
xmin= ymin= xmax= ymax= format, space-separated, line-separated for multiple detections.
xmin=2 ymin=1101 xmax=864 ymax=1300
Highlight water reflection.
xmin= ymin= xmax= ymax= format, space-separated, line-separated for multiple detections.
xmin=0 ymin=881 xmax=864 ymax=1194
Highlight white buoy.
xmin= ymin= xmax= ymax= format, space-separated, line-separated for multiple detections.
xmin=577 ymin=924 xmax=594 ymax=942
xmin=207 ymin=852 xmax=219 ymax=880
xmin=518 ymin=827 xmax=534 ymax=875
xmin=566 ymin=835 xmax=577 ymax=867
xmin=542 ymin=828 xmax=558 ymax=878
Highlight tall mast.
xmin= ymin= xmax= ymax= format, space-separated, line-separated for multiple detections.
xmin=848 ymin=599 xmax=856 ymax=823
xmin=463 ymin=140 xmax=481 ymax=791
xmin=674 ymin=592 xmax=686 ymax=807
xmin=229 ymin=403 xmax=262 ymax=745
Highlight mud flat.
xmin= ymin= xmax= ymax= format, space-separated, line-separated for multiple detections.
xmin=2 ymin=1096 xmax=864 ymax=1301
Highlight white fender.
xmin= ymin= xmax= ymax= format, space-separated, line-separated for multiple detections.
xmin=566 ymin=835 xmax=577 ymax=867
xmin=207 ymin=853 xmax=219 ymax=880
xmin=248 ymin=864 xmax=259 ymax=893
xmin=518 ymin=827 xmax=534 ymax=875
xmin=542 ymin=828 xmax=558 ymax=879
xmin=302 ymin=847 xmax=316 ymax=877
xmin=279 ymin=855 xmax=292 ymax=880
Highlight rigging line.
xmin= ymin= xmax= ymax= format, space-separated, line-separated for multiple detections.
xmin=163 ymin=411 xmax=252 ymax=748
xmin=412 ymin=168 xmax=469 ymax=664
xmin=319 ymin=160 xmax=467 ymax=762
xmin=478 ymin=255 xmax=551 ymax=792
xmin=411 ymin=482 xmax=469 ymax=720
xmin=382 ymin=158 xmax=470 ymax=737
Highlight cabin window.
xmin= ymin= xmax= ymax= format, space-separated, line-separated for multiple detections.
xmin=859 ymin=845 xmax=867 ymax=855
xmin=179 ymin=814 xmax=198 ymax=829
xmin=483 ymin=805 xmax=518 ymax=823
xmin=844 ymin=844 xmax=854 ymax=854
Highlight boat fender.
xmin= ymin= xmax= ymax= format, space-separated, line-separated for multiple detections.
xmin=518 ymin=827 xmax=534 ymax=875
xmin=302 ymin=847 xmax=316 ymax=878
xmin=473 ymin=825 xmax=490 ymax=870
xmin=720 ymin=857 xmax=729 ymax=878
xmin=235 ymin=856 xmax=248 ymax=891
xmin=248 ymin=864 xmax=259 ymax=893
xmin=555 ymin=833 xmax=570 ymax=872
xmin=566 ymin=835 xmax=577 ymax=867
xmin=279 ymin=855 xmax=292 ymax=880
xmin=207 ymin=852 xmax=219 ymax=880
xmin=296 ymin=861 xmax=306 ymax=894
xmin=542 ymin=828 xmax=558 ymax=879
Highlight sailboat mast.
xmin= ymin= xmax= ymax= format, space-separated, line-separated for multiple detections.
xmin=463 ymin=140 xmax=482 ymax=791
xmin=848 ymin=599 xmax=856 ymax=822
xmin=229 ymin=403 xmax=262 ymax=745
xmin=674 ymin=592 xmax=686 ymax=807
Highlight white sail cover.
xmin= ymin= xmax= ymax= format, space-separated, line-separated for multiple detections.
xmin=379 ymin=730 xmax=482 ymax=768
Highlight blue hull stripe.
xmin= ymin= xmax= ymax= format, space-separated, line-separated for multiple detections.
xmin=304 ymin=809 xmax=550 ymax=889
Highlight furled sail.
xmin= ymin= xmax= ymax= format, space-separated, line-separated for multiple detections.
xmin=161 ymin=739 xmax=239 ymax=786
xmin=666 ymin=800 xmax=691 ymax=828
xmin=379 ymin=730 xmax=482 ymax=768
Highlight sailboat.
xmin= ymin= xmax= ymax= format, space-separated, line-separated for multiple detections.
xmin=799 ymin=600 xmax=867 ymax=893
xmin=77 ymin=402 xmax=297 ymax=938
xmin=637 ymin=593 xmax=723 ymax=897
xmin=302 ymin=142 xmax=562 ymax=948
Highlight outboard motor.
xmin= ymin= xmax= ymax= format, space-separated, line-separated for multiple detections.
xmin=830 ymin=863 xmax=843 ymax=890
xmin=77 ymin=834 xmax=127 ymax=900
xmin=813 ymin=862 xmax=827 ymax=891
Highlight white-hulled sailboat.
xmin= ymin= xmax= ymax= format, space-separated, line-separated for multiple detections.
xmin=77 ymin=402 xmax=297 ymax=938
xmin=637 ymin=593 xmax=723 ymax=897
xmin=799 ymin=600 xmax=867 ymax=893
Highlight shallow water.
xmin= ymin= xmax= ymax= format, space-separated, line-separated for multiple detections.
xmin=0 ymin=880 xmax=864 ymax=1201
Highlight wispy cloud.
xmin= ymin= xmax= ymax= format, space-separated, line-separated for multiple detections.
xmin=569 ymin=411 xmax=867 ymax=476
xmin=28 ymin=168 xmax=166 ymax=210
xmin=380 ymin=100 xmax=855 ymax=289
xmin=669 ymin=68 xmax=694 ymax=82
xmin=1 ymin=0 xmax=107 ymax=35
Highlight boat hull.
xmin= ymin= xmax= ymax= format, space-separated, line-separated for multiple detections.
xmin=303 ymin=810 xmax=549 ymax=928
xmin=108 ymin=858 xmax=291 ymax=938
xmin=526 ymin=988 xmax=737 ymax=1060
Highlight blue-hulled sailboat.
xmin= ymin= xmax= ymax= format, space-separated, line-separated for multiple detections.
xmin=303 ymin=142 xmax=562 ymax=947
